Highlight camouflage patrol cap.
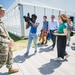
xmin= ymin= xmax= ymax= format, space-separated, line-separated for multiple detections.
xmin=0 ymin=4 xmax=6 ymax=11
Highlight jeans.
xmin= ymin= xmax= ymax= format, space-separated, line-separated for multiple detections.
xmin=26 ymin=33 xmax=37 ymax=53
xmin=50 ymin=30 xmax=56 ymax=48
xmin=67 ymin=30 xmax=71 ymax=41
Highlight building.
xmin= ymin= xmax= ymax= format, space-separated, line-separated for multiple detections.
xmin=3 ymin=0 xmax=75 ymax=38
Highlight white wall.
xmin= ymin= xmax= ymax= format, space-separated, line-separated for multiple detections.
xmin=23 ymin=5 xmax=34 ymax=37
xmin=22 ymin=5 xmax=60 ymax=36
xmin=4 ymin=6 xmax=21 ymax=37
xmin=4 ymin=0 xmax=75 ymax=37
xmin=35 ymin=7 xmax=44 ymax=35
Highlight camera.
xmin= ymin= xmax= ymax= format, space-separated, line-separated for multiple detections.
xmin=23 ymin=13 xmax=37 ymax=23
xmin=23 ymin=13 xmax=32 ymax=22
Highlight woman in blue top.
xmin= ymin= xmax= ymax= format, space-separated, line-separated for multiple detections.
xmin=54 ymin=14 xmax=69 ymax=61
xmin=24 ymin=14 xmax=39 ymax=56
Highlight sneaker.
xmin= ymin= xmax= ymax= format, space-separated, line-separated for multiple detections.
xmin=54 ymin=57 xmax=64 ymax=61
xmin=41 ymin=42 xmax=44 ymax=45
xmin=64 ymin=55 xmax=70 ymax=60
xmin=24 ymin=52 xmax=29 ymax=57
xmin=45 ymin=42 xmax=47 ymax=44
xmin=54 ymin=58 xmax=60 ymax=61
xmin=50 ymin=45 xmax=53 ymax=47
xmin=54 ymin=58 xmax=59 ymax=61
xmin=34 ymin=50 xmax=37 ymax=54
xmin=8 ymin=68 xmax=19 ymax=74
xmin=50 ymin=47 xmax=54 ymax=50
xmin=66 ymin=44 xmax=70 ymax=46
xmin=66 ymin=42 xmax=70 ymax=46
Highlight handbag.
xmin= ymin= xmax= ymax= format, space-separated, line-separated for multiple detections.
xmin=70 ymin=31 xmax=74 ymax=36
xmin=47 ymin=33 xmax=50 ymax=40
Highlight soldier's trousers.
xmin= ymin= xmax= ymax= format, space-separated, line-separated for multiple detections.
xmin=0 ymin=47 xmax=13 ymax=69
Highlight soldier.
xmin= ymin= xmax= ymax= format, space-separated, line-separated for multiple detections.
xmin=0 ymin=5 xmax=19 ymax=74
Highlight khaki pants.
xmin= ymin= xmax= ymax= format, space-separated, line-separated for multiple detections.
xmin=0 ymin=47 xmax=13 ymax=68
xmin=67 ymin=30 xmax=71 ymax=41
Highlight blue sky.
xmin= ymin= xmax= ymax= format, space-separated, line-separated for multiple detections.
xmin=0 ymin=0 xmax=15 ymax=9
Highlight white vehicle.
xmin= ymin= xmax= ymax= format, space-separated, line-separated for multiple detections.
xmin=3 ymin=0 xmax=75 ymax=38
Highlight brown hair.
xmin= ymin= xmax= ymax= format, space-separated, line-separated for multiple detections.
xmin=43 ymin=16 xmax=47 ymax=19
xmin=58 ymin=14 xmax=68 ymax=22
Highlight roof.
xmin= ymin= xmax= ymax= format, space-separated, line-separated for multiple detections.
xmin=20 ymin=2 xmax=65 ymax=11
xmin=5 ymin=1 xmax=65 ymax=14
xmin=5 ymin=0 xmax=75 ymax=15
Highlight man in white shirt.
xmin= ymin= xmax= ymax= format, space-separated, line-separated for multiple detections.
xmin=48 ymin=15 xmax=58 ymax=50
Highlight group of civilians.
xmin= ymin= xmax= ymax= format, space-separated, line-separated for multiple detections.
xmin=41 ymin=15 xmax=73 ymax=60
xmin=24 ymin=13 xmax=73 ymax=61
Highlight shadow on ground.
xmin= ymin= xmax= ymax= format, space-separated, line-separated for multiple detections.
xmin=39 ymin=46 xmax=53 ymax=53
xmin=0 ymin=72 xmax=8 ymax=75
xmin=14 ymin=53 xmax=35 ymax=63
xmin=71 ymin=46 xmax=75 ymax=51
xmin=72 ymin=43 xmax=75 ymax=45
xmin=38 ymin=59 xmax=62 ymax=75
xmin=37 ymin=43 xmax=48 ymax=48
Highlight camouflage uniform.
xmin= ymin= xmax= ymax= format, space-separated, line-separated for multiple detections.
xmin=0 ymin=20 xmax=13 ymax=68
